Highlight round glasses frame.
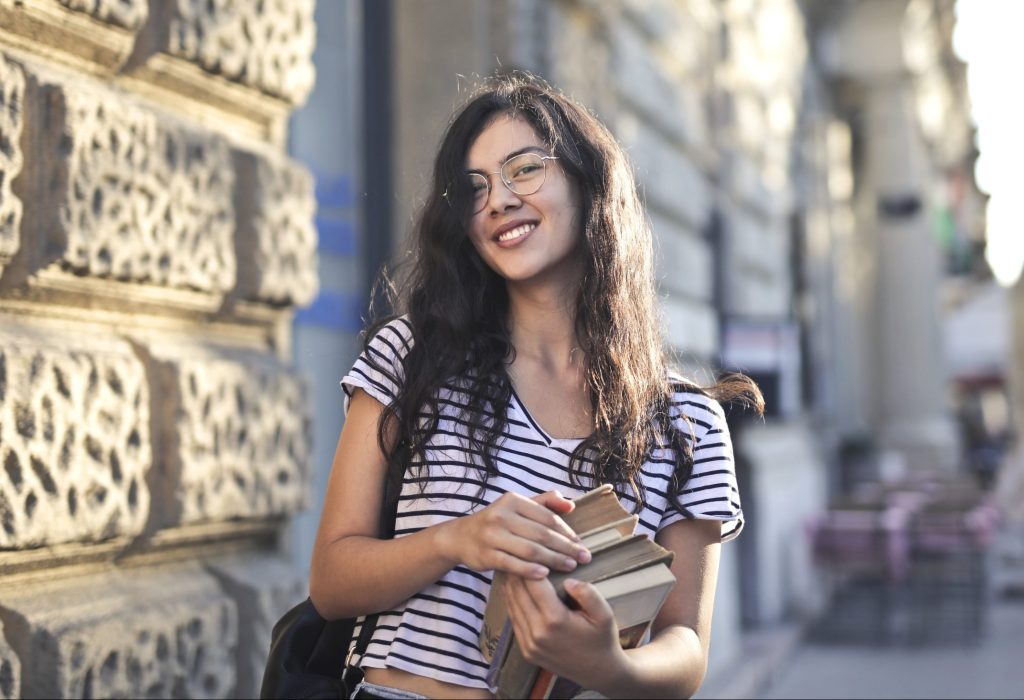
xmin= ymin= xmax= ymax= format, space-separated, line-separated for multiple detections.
xmin=447 ymin=152 xmax=560 ymax=214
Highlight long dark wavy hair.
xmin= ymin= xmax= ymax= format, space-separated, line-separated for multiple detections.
xmin=365 ymin=72 xmax=763 ymax=515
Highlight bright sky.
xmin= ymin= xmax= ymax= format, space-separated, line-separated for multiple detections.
xmin=952 ymin=0 xmax=1024 ymax=287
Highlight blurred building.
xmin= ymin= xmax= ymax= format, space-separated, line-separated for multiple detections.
xmin=289 ymin=0 xmax=985 ymax=690
xmin=0 ymin=0 xmax=997 ymax=698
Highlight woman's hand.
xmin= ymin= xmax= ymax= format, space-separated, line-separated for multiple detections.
xmin=437 ymin=490 xmax=591 ymax=579
xmin=505 ymin=575 xmax=632 ymax=691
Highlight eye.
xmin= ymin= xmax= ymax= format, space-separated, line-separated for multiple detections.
xmin=469 ymin=174 xmax=488 ymax=193
xmin=511 ymin=163 xmax=542 ymax=179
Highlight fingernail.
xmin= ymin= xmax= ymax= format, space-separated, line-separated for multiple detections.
xmin=563 ymin=558 xmax=577 ymax=570
xmin=532 ymin=565 xmax=549 ymax=578
xmin=577 ymin=548 xmax=591 ymax=564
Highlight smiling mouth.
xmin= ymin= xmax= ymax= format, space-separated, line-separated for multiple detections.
xmin=496 ymin=223 xmax=536 ymax=243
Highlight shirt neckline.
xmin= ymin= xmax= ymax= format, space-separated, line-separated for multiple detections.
xmin=507 ymin=384 xmax=587 ymax=447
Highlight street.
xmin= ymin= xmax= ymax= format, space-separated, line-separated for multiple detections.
xmin=752 ymin=590 xmax=1024 ymax=699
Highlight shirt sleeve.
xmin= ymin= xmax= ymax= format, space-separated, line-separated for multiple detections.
xmin=660 ymin=392 xmax=744 ymax=543
xmin=340 ymin=316 xmax=415 ymax=413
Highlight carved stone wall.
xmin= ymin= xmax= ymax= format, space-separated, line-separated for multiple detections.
xmin=163 ymin=0 xmax=316 ymax=105
xmin=0 ymin=55 xmax=22 ymax=277
xmin=0 ymin=1 xmax=317 ymax=697
xmin=0 ymin=322 xmax=151 ymax=549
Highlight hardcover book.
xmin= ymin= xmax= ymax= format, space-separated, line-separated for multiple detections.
xmin=481 ymin=485 xmax=677 ymax=699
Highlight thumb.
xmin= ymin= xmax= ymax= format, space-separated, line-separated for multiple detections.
xmin=563 ymin=579 xmax=612 ymax=622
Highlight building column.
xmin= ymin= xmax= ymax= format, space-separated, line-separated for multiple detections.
xmin=860 ymin=77 xmax=959 ymax=473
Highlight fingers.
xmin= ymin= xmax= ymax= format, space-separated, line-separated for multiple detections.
xmin=512 ymin=501 xmax=590 ymax=568
xmin=490 ymin=493 xmax=590 ymax=570
xmin=505 ymin=576 xmax=559 ymax=647
xmin=454 ymin=491 xmax=592 ymax=578
xmin=532 ymin=489 xmax=576 ymax=515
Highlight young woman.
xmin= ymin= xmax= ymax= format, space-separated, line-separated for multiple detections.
xmin=309 ymin=73 xmax=762 ymax=700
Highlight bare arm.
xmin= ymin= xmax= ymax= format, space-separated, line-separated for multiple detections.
xmin=505 ymin=517 xmax=722 ymax=698
xmin=308 ymin=388 xmax=591 ymax=620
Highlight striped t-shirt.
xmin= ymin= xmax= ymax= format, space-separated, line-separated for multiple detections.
xmin=341 ymin=317 xmax=742 ymax=690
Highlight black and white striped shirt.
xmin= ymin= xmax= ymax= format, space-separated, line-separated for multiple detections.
xmin=341 ymin=317 xmax=742 ymax=689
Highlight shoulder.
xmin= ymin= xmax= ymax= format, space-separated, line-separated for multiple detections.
xmin=363 ymin=314 xmax=415 ymax=360
xmin=666 ymin=372 xmax=727 ymax=438
xmin=341 ymin=315 xmax=416 ymax=408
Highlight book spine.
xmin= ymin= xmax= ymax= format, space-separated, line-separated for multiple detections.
xmin=485 ymin=620 xmax=514 ymax=693
xmin=495 ymin=634 xmax=540 ymax=699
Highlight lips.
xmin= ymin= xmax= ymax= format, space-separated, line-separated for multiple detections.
xmin=492 ymin=220 xmax=538 ymax=248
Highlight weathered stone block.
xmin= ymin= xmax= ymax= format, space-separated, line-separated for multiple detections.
xmin=0 ymin=620 xmax=20 ymax=700
xmin=141 ymin=341 xmax=311 ymax=526
xmin=207 ymin=554 xmax=306 ymax=698
xmin=0 ymin=54 xmax=24 ymax=277
xmin=0 ymin=564 xmax=237 ymax=698
xmin=14 ymin=70 xmax=236 ymax=295
xmin=234 ymin=149 xmax=318 ymax=307
xmin=164 ymin=0 xmax=316 ymax=105
xmin=0 ymin=320 xmax=150 ymax=548
xmin=0 ymin=0 xmax=141 ymax=73
xmin=59 ymin=0 xmax=147 ymax=31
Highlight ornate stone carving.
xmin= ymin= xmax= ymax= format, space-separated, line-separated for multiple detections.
xmin=22 ymin=75 xmax=235 ymax=295
xmin=59 ymin=0 xmax=148 ymax=31
xmin=0 ymin=622 xmax=20 ymax=700
xmin=165 ymin=0 xmax=316 ymax=105
xmin=0 ymin=1 xmax=140 ymax=72
xmin=142 ymin=341 xmax=310 ymax=526
xmin=207 ymin=554 xmax=306 ymax=698
xmin=2 ymin=564 xmax=237 ymax=698
xmin=0 ymin=321 xmax=151 ymax=548
xmin=0 ymin=54 xmax=24 ymax=276
xmin=234 ymin=150 xmax=318 ymax=306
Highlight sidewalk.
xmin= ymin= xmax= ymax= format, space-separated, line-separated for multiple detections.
xmin=698 ymin=589 xmax=1024 ymax=700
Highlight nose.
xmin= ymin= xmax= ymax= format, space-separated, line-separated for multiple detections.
xmin=485 ymin=175 xmax=522 ymax=214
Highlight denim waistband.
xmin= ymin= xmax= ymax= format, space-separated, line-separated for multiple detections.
xmin=351 ymin=679 xmax=430 ymax=700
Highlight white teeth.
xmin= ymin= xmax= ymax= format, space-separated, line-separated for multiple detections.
xmin=497 ymin=224 xmax=536 ymax=242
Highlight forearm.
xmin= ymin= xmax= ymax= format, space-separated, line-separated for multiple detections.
xmin=591 ymin=625 xmax=707 ymax=699
xmin=309 ymin=520 xmax=458 ymax=620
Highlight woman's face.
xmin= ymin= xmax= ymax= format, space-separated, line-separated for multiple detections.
xmin=465 ymin=114 xmax=582 ymax=289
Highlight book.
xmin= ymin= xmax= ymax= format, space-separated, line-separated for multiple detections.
xmin=480 ymin=485 xmax=642 ymax=661
xmin=482 ymin=485 xmax=677 ymax=699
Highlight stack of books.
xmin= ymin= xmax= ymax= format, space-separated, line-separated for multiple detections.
xmin=480 ymin=485 xmax=677 ymax=699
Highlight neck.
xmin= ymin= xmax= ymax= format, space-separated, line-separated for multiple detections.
xmin=506 ymin=285 xmax=579 ymax=370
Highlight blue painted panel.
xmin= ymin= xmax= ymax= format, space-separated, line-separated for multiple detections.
xmin=314 ymin=171 xmax=355 ymax=208
xmin=295 ymin=289 xmax=364 ymax=331
xmin=316 ymin=216 xmax=357 ymax=256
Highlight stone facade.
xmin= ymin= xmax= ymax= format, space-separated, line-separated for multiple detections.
xmin=0 ymin=1 xmax=317 ymax=696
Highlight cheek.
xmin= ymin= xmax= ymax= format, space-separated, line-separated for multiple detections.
xmin=467 ymin=217 xmax=488 ymax=251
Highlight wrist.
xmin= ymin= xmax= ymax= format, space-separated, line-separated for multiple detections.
xmin=431 ymin=516 xmax=462 ymax=569
xmin=585 ymin=645 xmax=637 ymax=698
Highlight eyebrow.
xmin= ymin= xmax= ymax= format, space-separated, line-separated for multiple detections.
xmin=466 ymin=145 xmax=548 ymax=174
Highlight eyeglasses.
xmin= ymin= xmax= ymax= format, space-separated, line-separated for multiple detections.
xmin=456 ymin=152 xmax=559 ymax=214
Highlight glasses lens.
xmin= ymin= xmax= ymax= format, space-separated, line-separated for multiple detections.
xmin=469 ymin=173 xmax=489 ymax=213
xmin=502 ymin=153 xmax=547 ymax=195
